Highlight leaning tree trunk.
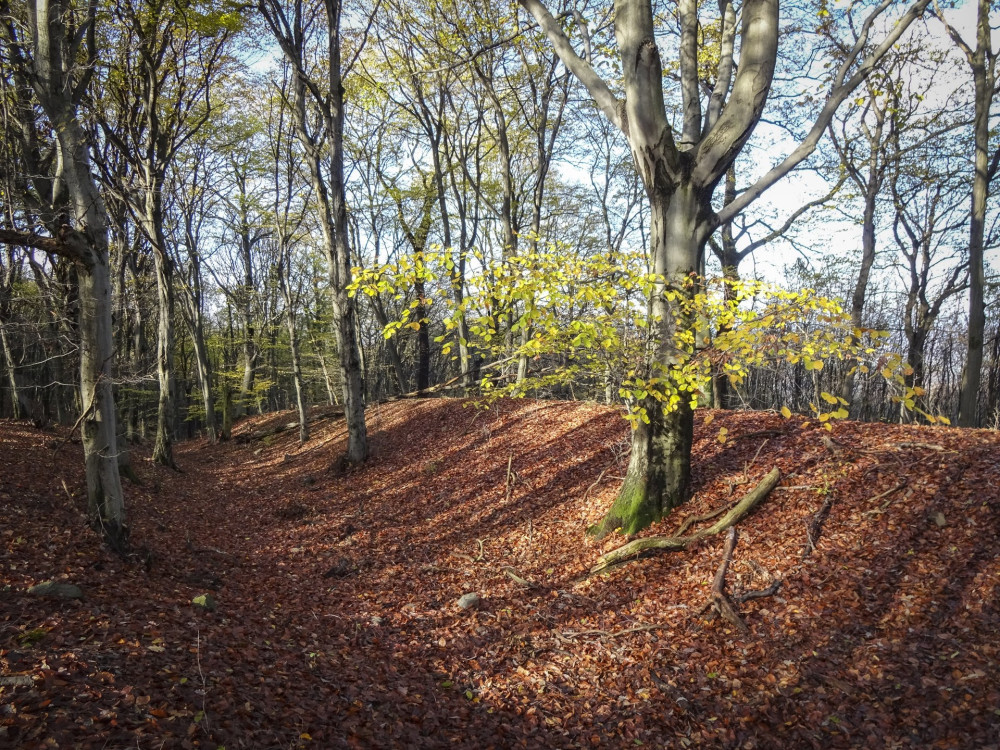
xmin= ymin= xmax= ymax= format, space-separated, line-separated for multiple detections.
xmin=0 ymin=315 xmax=29 ymax=420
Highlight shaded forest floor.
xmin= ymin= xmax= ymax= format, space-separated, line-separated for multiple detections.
xmin=2 ymin=398 xmax=999 ymax=749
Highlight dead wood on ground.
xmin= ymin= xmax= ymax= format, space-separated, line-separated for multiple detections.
xmin=590 ymin=467 xmax=780 ymax=575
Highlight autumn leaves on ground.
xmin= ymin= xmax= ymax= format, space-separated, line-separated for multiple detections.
xmin=2 ymin=399 xmax=999 ymax=749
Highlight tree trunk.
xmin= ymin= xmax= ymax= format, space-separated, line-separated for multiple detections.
xmin=278 ymin=270 xmax=309 ymax=443
xmin=22 ymin=0 xmax=127 ymax=549
xmin=0 ymin=316 xmax=29 ymax=420
xmin=841 ymin=187 xmax=878 ymax=410
xmin=592 ymin=186 xmax=708 ymax=537
xmin=265 ymin=0 xmax=368 ymax=461
xmin=369 ymin=296 xmax=408 ymax=393
xmin=326 ymin=180 xmax=368 ymax=463
xmin=150 ymin=243 xmax=176 ymax=467
xmin=189 ymin=314 xmax=217 ymax=443
xmin=958 ymin=41 xmax=989 ymax=427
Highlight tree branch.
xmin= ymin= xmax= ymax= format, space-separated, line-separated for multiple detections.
xmin=518 ymin=0 xmax=623 ymax=131
xmin=716 ymin=0 xmax=932 ymax=226
xmin=0 ymin=227 xmax=94 ymax=270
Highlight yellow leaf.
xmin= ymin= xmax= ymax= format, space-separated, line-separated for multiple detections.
xmin=823 ymin=422 xmax=833 ymax=432
xmin=300 ymin=733 xmax=312 ymax=741
xmin=780 ymin=406 xmax=792 ymax=419
xmin=717 ymin=427 xmax=729 ymax=444
xmin=704 ymin=412 xmax=715 ymax=425
xmin=820 ymin=391 xmax=837 ymax=404
xmin=938 ymin=416 xmax=951 ymax=425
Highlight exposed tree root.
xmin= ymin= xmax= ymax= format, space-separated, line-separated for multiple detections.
xmin=590 ymin=467 xmax=780 ymax=575
xmin=734 ymin=578 xmax=782 ymax=603
xmin=672 ymin=503 xmax=730 ymax=537
xmin=696 ymin=527 xmax=749 ymax=635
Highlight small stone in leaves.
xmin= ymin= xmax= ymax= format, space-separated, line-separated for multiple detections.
xmin=457 ymin=593 xmax=480 ymax=610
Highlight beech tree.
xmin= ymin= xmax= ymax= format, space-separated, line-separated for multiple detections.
xmin=934 ymin=0 xmax=998 ymax=426
xmin=519 ymin=0 xmax=932 ymax=536
xmin=258 ymin=0 xmax=370 ymax=463
xmin=0 ymin=0 xmax=127 ymax=550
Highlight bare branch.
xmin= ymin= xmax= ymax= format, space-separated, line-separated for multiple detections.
xmin=518 ymin=0 xmax=623 ymax=132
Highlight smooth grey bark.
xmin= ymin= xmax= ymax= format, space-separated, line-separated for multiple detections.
xmin=268 ymin=80 xmax=310 ymax=441
xmin=260 ymin=0 xmax=367 ymax=462
xmin=146 ymin=217 xmax=176 ymax=467
xmin=279 ymin=268 xmax=309 ymax=443
xmin=176 ymin=199 xmax=217 ymax=443
xmin=17 ymin=0 xmax=127 ymax=549
xmin=521 ymin=0 xmax=931 ymax=536
xmin=935 ymin=0 xmax=996 ymax=426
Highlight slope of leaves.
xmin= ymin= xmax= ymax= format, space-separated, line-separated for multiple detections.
xmin=1 ymin=399 xmax=998 ymax=749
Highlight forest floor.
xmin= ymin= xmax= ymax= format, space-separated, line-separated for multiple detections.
xmin=1 ymin=398 xmax=999 ymax=749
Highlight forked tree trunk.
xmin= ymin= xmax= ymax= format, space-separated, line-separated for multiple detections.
xmin=523 ymin=0 xmax=927 ymax=538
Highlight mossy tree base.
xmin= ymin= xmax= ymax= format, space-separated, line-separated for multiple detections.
xmin=590 ymin=399 xmax=694 ymax=540
xmin=591 ymin=467 xmax=781 ymax=574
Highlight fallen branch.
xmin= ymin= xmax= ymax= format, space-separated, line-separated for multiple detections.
xmin=503 ymin=568 xmax=535 ymax=587
xmin=896 ymin=441 xmax=946 ymax=451
xmin=734 ymin=578 xmax=782 ymax=603
xmin=590 ymin=467 xmax=780 ymax=574
xmin=234 ymin=406 xmax=345 ymax=444
xmin=673 ymin=503 xmax=730 ymax=537
xmin=803 ymin=492 xmax=834 ymax=558
xmin=697 ymin=527 xmax=749 ymax=635
xmin=860 ymin=482 xmax=908 ymax=516
xmin=0 ymin=674 xmax=35 ymax=687
xmin=581 ymin=467 xmax=610 ymax=504
xmin=735 ymin=429 xmax=786 ymax=440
